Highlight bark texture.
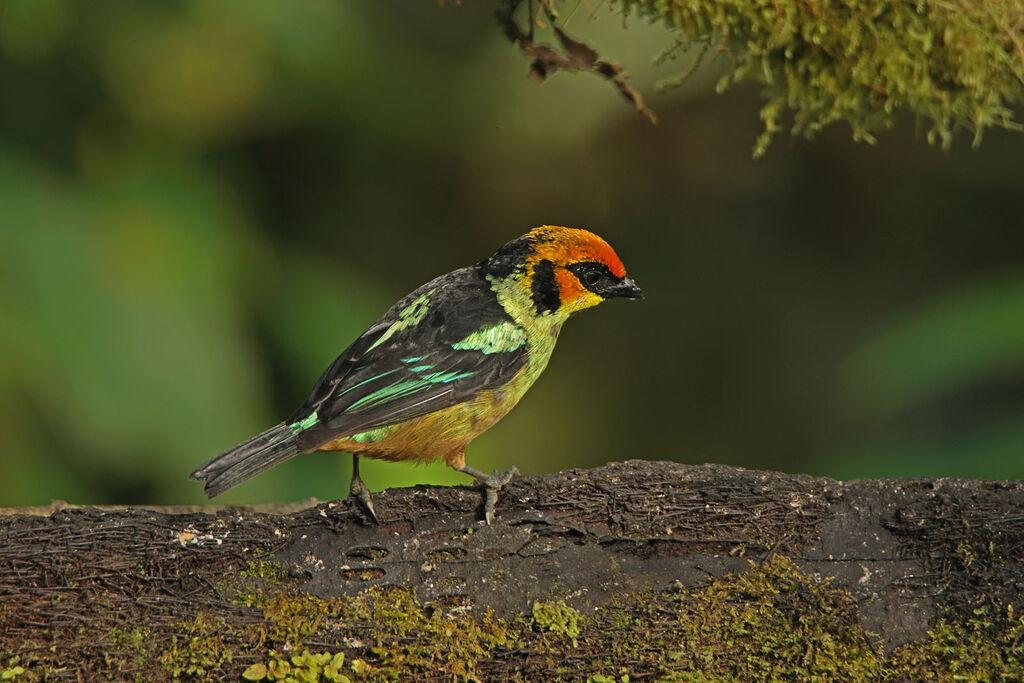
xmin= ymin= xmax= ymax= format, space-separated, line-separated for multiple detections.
xmin=2 ymin=460 xmax=1023 ymax=680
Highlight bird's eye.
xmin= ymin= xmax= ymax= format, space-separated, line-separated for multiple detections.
xmin=567 ymin=261 xmax=613 ymax=293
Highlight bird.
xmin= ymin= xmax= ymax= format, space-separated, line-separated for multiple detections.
xmin=190 ymin=226 xmax=643 ymax=523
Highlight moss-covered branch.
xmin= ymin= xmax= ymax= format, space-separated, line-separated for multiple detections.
xmin=511 ymin=0 xmax=1024 ymax=155
xmin=3 ymin=461 xmax=1024 ymax=680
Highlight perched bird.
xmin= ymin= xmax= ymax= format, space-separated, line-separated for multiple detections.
xmin=191 ymin=226 xmax=643 ymax=523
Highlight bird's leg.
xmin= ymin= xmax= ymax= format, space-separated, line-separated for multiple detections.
xmin=348 ymin=454 xmax=378 ymax=523
xmin=446 ymin=448 xmax=518 ymax=524
xmin=459 ymin=464 xmax=519 ymax=525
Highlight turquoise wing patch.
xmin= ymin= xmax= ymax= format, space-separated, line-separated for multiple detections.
xmin=345 ymin=365 xmax=474 ymax=412
xmin=450 ymin=321 xmax=527 ymax=354
xmin=344 ymin=323 xmax=527 ymax=414
xmin=365 ymin=289 xmax=437 ymax=353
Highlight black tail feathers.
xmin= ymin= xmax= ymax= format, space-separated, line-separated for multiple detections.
xmin=190 ymin=423 xmax=303 ymax=498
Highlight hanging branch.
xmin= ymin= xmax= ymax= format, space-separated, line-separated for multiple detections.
xmin=497 ymin=0 xmax=1024 ymax=156
xmin=496 ymin=0 xmax=659 ymax=124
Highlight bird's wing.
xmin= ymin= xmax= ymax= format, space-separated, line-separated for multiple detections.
xmin=289 ymin=267 xmax=530 ymax=442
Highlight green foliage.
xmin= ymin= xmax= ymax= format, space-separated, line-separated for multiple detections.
xmin=618 ymin=0 xmax=1024 ymax=155
xmin=831 ymin=275 xmax=1024 ymax=479
xmin=840 ymin=276 xmax=1024 ymax=420
xmin=0 ymin=154 xmax=274 ymax=504
xmin=0 ymin=658 xmax=25 ymax=681
xmin=1 ymin=0 xmax=1023 ymax=507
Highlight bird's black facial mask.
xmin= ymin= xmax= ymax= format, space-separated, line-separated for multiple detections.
xmin=567 ymin=262 xmax=644 ymax=300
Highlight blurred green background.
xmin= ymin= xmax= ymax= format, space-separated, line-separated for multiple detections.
xmin=1 ymin=1 xmax=1023 ymax=506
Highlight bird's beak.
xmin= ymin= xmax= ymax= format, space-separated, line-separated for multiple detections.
xmin=606 ymin=276 xmax=644 ymax=300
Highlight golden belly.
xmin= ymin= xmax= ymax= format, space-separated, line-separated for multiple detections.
xmin=317 ymin=387 xmax=516 ymax=463
xmin=316 ymin=329 xmax=561 ymax=465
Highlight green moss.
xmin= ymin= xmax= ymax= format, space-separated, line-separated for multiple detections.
xmin=226 ymin=559 xmax=291 ymax=608
xmin=587 ymin=675 xmax=629 ymax=683
xmin=614 ymin=0 xmax=1024 ymax=155
xmin=1 ymin=652 xmax=64 ymax=681
xmin=230 ymin=585 xmax=515 ymax=681
xmin=242 ymin=560 xmax=288 ymax=583
xmin=242 ymin=651 xmax=350 ymax=682
xmin=532 ymin=600 xmax=582 ymax=647
xmin=263 ymin=592 xmax=333 ymax=646
xmin=18 ymin=548 xmax=1021 ymax=680
xmin=888 ymin=607 xmax=1024 ymax=679
xmin=109 ymin=625 xmax=152 ymax=670
xmin=659 ymin=555 xmax=879 ymax=679
xmin=341 ymin=586 xmax=515 ymax=681
xmin=159 ymin=615 xmax=234 ymax=679
xmin=110 ymin=625 xmax=150 ymax=651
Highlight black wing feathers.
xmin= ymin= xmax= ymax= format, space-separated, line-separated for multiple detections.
xmin=291 ymin=266 xmax=528 ymax=446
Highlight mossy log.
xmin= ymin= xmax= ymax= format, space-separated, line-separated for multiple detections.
xmin=2 ymin=460 xmax=1023 ymax=680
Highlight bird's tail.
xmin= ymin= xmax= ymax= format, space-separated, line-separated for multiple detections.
xmin=190 ymin=423 xmax=305 ymax=498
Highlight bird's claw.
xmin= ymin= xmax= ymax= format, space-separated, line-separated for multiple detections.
xmin=349 ymin=476 xmax=379 ymax=524
xmin=479 ymin=465 xmax=519 ymax=525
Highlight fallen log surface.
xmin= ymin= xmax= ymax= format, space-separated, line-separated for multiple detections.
xmin=2 ymin=460 xmax=1023 ymax=680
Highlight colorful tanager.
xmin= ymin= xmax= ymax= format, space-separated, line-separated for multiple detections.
xmin=191 ymin=226 xmax=643 ymax=522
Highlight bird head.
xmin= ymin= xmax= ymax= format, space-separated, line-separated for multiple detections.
xmin=484 ymin=226 xmax=643 ymax=317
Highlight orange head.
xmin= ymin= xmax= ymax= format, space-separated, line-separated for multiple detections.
xmin=484 ymin=226 xmax=643 ymax=315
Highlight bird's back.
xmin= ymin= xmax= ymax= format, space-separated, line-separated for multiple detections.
xmin=290 ymin=264 xmax=552 ymax=454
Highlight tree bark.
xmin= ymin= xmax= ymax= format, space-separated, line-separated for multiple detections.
xmin=2 ymin=460 xmax=1022 ymax=680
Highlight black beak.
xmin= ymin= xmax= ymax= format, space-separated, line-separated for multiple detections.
xmin=606 ymin=276 xmax=644 ymax=300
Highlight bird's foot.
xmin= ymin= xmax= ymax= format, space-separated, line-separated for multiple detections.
xmin=349 ymin=475 xmax=379 ymax=524
xmin=477 ymin=466 xmax=519 ymax=525
xmin=454 ymin=463 xmax=519 ymax=524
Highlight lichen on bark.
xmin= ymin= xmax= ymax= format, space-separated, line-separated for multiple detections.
xmin=536 ymin=0 xmax=1024 ymax=155
xmin=4 ymin=461 xmax=1024 ymax=680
